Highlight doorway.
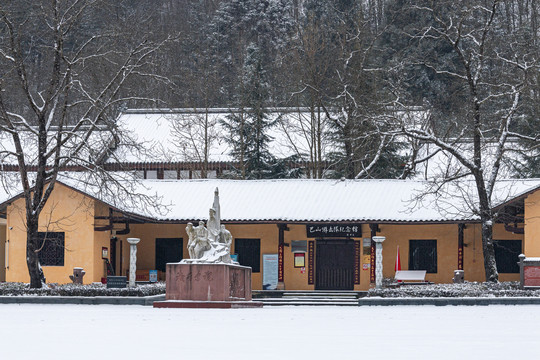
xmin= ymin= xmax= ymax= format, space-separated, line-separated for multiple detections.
xmin=315 ymin=239 xmax=355 ymax=290
xmin=155 ymin=238 xmax=183 ymax=272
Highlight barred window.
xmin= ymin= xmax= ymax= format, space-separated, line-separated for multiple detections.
xmin=38 ymin=232 xmax=65 ymax=266
xmin=494 ymin=240 xmax=522 ymax=273
xmin=409 ymin=240 xmax=437 ymax=273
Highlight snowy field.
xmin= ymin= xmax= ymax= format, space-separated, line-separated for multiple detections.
xmin=0 ymin=304 xmax=538 ymax=360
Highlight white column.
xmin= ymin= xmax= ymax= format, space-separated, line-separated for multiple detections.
xmin=127 ymin=238 xmax=140 ymax=287
xmin=373 ymin=236 xmax=386 ymax=289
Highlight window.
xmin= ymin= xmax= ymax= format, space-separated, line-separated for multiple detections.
xmin=409 ymin=240 xmax=437 ymax=273
xmin=164 ymin=170 xmax=178 ymax=179
xmin=38 ymin=232 xmax=65 ymax=266
xmin=145 ymin=170 xmax=158 ymax=179
xmin=235 ymin=238 xmax=260 ymax=273
xmin=494 ymin=240 xmax=522 ymax=273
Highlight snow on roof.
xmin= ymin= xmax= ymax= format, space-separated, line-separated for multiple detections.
xmin=0 ymin=128 xmax=113 ymax=166
xmin=1 ymin=174 xmax=539 ymax=223
xmin=55 ymin=177 xmax=540 ymax=223
xmin=108 ymin=109 xmax=335 ymax=163
xmin=411 ymin=140 xmax=526 ymax=180
xmin=0 ymin=186 xmax=10 ymax=206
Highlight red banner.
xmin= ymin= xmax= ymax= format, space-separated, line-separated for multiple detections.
xmin=354 ymin=241 xmax=361 ymax=284
xmin=370 ymin=240 xmax=375 ymax=283
xmin=278 ymin=243 xmax=284 ymax=282
xmin=308 ymin=240 xmax=314 ymax=285
xmin=458 ymin=243 xmax=464 ymax=270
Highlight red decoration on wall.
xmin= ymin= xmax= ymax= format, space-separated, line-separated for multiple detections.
xmin=458 ymin=244 xmax=464 ymax=270
xmin=458 ymin=224 xmax=464 ymax=270
xmin=354 ymin=241 xmax=361 ymax=284
xmin=308 ymin=241 xmax=314 ymax=285
xmin=370 ymin=240 xmax=376 ymax=283
xmin=278 ymin=243 xmax=284 ymax=282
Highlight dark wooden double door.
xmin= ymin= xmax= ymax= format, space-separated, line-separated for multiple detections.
xmin=155 ymin=238 xmax=183 ymax=272
xmin=316 ymin=239 xmax=355 ymax=290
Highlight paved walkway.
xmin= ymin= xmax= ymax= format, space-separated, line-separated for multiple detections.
xmin=2 ymin=294 xmax=540 ymax=306
xmin=0 ymin=294 xmax=165 ymax=306
xmin=359 ymin=297 xmax=540 ymax=306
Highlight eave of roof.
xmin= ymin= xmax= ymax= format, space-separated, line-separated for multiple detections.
xmin=2 ymin=178 xmax=539 ymax=225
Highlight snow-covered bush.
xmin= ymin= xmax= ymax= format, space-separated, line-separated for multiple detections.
xmin=368 ymin=282 xmax=540 ymax=298
xmin=0 ymin=282 xmax=166 ymax=297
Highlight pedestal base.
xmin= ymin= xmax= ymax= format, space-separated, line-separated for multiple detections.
xmin=153 ymin=300 xmax=263 ymax=309
xmin=165 ymin=262 xmax=253 ymax=302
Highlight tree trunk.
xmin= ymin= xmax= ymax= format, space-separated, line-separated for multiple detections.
xmin=481 ymin=217 xmax=498 ymax=282
xmin=26 ymin=215 xmax=43 ymax=288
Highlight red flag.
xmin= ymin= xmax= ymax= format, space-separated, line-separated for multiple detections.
xmin=395 ymin=245 xmax=402 ymax=282
xmin=395 ymin=245 xmax=401 ymax=272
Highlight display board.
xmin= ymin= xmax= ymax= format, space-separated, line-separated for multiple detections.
xmin=263 ymin=254 xmax=279 ymax=290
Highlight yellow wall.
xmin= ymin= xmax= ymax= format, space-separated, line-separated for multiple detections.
xmin=61 ymin=218 xmax=525 ymax=289
xmin=375 ymin=222 xmax=523 ymax=286
xmin=5 ymin=184 xmax=96 ymax=284
xmin=525 ymin=189 xmax=540 ymax=256
xmin=116 ymin=223 xmax=280 ymax=290
xmin=3 ymin=183 xmax=531 ymax=288
xmin=116 ymin=223 xmax=186 ymax=278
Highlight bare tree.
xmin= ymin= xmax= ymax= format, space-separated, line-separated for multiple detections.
xmin=168 ymin=110 xmax=221 ymax=178
xmin=385 ymin=0 xmax=540 ymax=282
xmin=0 ymin=0 xmax=171 ymax=288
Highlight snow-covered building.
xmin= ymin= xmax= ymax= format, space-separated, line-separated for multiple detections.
xmin=1 ymin=177 xmax=539 ymax=290
xmin=0 ymin=107 xmax=338 ymax=180
xmin=0 ymin=108 xmax=537 ymax=289
xmin=104 ymin=108 xmax=337 ymax=179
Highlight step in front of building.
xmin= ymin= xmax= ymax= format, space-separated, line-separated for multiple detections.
xmin=254 ymin=290 xmax=366 ymax=306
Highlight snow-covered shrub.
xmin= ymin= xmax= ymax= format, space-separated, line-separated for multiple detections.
xmin=368 ymin=282 xmax=540 ymax=298
xmin=0 ymin=282 xmax=166 ymax=297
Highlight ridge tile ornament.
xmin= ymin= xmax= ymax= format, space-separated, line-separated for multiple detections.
xmin=154 ymin=188 xmax=262 ymax=309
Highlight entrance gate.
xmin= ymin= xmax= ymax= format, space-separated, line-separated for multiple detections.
xmin=315 ymin=239 xmax=355 ymax=290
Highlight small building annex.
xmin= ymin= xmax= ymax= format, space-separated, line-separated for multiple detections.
xmin=0 ymin=177 xmax=539 ymax=291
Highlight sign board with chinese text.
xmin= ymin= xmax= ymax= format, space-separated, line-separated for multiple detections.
xmin=263 ymin=254 xmax=279 ymax=290
xmin=149 ymin=270 xmax=158 ymax=283
xmin=107 ymin=276 xmax=127 ymax=289
xmin=306 ymin=224 xmax=362 ymax=238
xmin=294 ymin=253 xmax=305 ymax=268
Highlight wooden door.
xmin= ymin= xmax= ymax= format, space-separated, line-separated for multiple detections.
xmin=316 ymin=239 xmax=355 ymax=290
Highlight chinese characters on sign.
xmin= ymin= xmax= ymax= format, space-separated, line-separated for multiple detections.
xmin=306 ymin=224 xmax=362 ymax=238
xmin=278 ymin=243 xmax=284 ymax=282
xmin=308 ymin=241 xmax=315 ymax=285
xmin=263 ymin=254 xmax=279 ymax=290
xmin=370 ymin=240 xmax=376 ymax=283
xmin=149 ymin=270 xmax=158 ymax=283
xmin=354 ymin=241 xmax=361 ymax=284
xmin=458 ymin=243 xmax=464 ymax=270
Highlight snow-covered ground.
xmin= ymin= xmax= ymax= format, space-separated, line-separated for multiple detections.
xmin=0 ymin=304 xmax=537 ymax=359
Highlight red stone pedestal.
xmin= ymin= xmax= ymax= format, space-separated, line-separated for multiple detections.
xmin=154 ymin=300 xmax=262 ymax=309
xmin=153 ymin=262 xmax=263 ymax=308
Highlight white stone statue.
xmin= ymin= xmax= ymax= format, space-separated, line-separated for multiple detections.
xmin=181 ymin=188 xmax=237 ymax=264
xmin=186 ymin=222 xmax=196 ymax=259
